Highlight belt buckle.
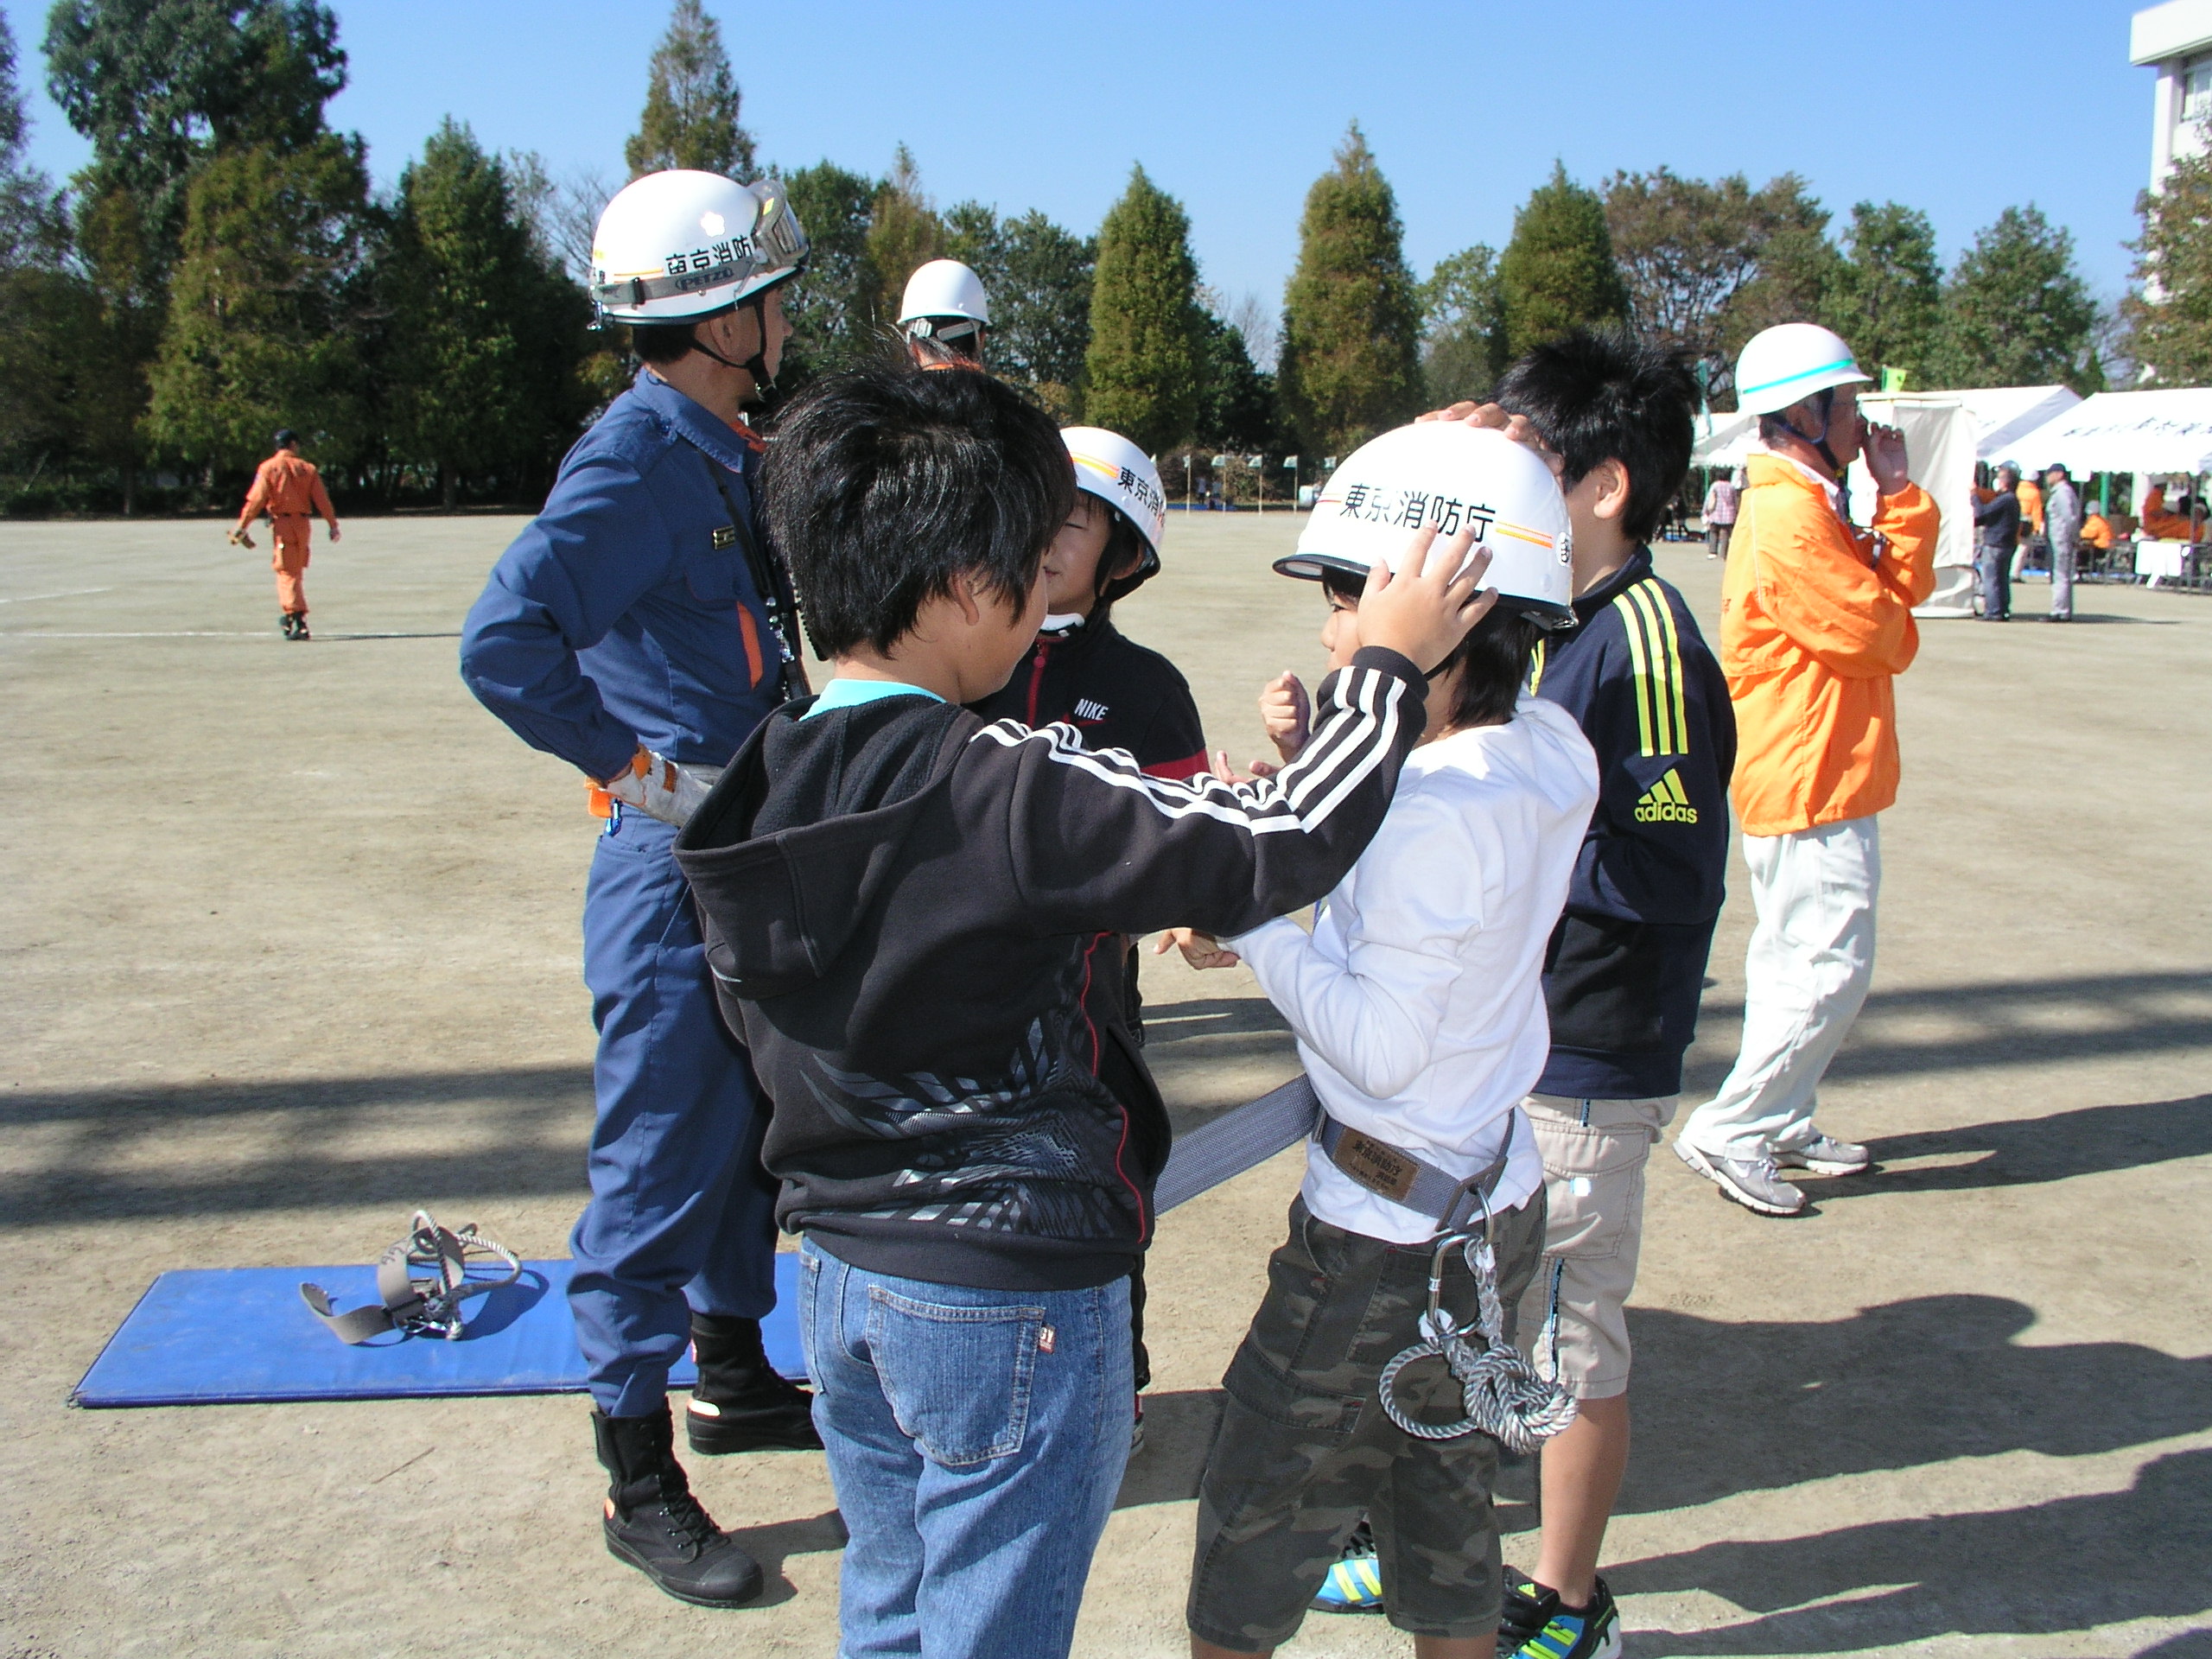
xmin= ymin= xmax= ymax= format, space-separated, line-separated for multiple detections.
xmin=1331 ymin=1126 xmax=1421 ymax=1205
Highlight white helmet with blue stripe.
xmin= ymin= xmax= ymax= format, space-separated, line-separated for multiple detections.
xmin=1733 ymin=322 xmax=1870 ymax=416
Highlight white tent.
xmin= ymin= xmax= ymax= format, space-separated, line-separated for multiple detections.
xmin=1690 ymin=410 xmax=1758 ymax=467
xmin=1947 ymin=385 xmax=2082 ymax=460
xmin=2005 ymin=387 xmax=2212 ymax=474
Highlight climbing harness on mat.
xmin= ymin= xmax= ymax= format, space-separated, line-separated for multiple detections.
xmin=300 ymin=1210 xmax=520 ymax=1344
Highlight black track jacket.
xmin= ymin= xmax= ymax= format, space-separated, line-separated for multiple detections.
xmin=673 ymin=649 xmax=1428 ymax=1292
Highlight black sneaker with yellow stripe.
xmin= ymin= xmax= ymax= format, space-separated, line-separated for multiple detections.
xmin=1500 ymin=1567 xmax=1622 ymax=1659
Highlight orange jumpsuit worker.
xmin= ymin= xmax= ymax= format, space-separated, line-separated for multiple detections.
xmin=231 ymin=428 xmax=340 ymax=640
xmin=2082 ymin=512 xmax=2113 ymax=550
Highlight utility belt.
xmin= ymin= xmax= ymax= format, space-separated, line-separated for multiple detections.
xmin=1154 ymin=1073 xmax=1517 ymax=1236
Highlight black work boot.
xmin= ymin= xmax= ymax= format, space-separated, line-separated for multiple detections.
xmin=279 ymin=612 xmax=296 ymax=638
xmin=592 ymin=1405 xmax=764 ymax=1607
xmin=289 ymin=613 xmax=309 ymax=640
xmin=685 ymin=1313 xmax=823 ymax=1454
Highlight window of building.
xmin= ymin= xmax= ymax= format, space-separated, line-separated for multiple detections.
xmin=2184 ymin=59 xmax=2212 ymax=122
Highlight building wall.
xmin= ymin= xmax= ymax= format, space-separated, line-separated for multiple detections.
xmin=2135 ymin=1 xmax=2212 ymax=188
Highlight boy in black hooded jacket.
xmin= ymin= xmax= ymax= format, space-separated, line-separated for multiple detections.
xmin=673 ymin=362 xmax=1492 ymax=1658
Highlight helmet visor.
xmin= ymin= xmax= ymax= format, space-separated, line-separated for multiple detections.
xmin=592 ymin=180 xmax=809 ymax=314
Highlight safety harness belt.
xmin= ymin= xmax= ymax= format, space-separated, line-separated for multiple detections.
xmin=1154 ymin=1073 xmax=1516 ymax=1233
xmin=300 ymin=1211 xmax=521 ymax=1344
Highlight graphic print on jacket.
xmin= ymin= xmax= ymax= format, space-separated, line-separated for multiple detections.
xmin=672 ymin=648 xmax=1428 ymax=1293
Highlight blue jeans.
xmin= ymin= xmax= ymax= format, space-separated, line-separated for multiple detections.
xmin=798 ymin=1240 xmax=1133 ymax=1658
xmin=570 ymin=810 xmax=780 ymax=1417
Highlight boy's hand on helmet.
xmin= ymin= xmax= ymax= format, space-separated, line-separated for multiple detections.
xmin=1258 ymin=671 xmax=1311 ymax=762
xmin=1416 ymin=401 xmax=1564 ymax=480
xmin=1153 ymin=927 xmax=1241 ymax=970
xmin=1356 ymin=529 xmax=1497 ymax=675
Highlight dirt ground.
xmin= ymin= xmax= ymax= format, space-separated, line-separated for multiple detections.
xmin=1 ymin=512 xmax=2207 ymax=1659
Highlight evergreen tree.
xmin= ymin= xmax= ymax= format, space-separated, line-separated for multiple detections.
xmin=1 ymin=10 xmax=67 ymax=268
xmin=1278 ymin=124 xmax=1423 ymax=458
xmin=1826 ymin=200 xmax=1942 ymax=386
xmin=378 ymin=119 xmax=589 ymax=505
xmin=1926 ymin=205 xmax=2099 ymax=391
xmin=1192 ymin=306 xmax=1273 ymax=448
xmin=938 ymin=200 xmax=1094 ymax=415
xmin=2126 ymin=151 xmax=2212 ymax=385
xmin=867 ymin=144 xmax=942 ymax=325
xmin=1497 ymin=162 xmax=1630 ymax=359
xmin=1420 ymin=245 xmax=1505 ymax=406
xmin=625 ymin=0 xmax=753 ymax=180
xmin=44 ymin=0 xmax=346 ymax=284
xmin=144 ymin=133 xmax=371 ymax=474
xmin=778 ymin=159 xmax=880 ymax=385
xmin=1084 ymin=164 xmax=1199 ymax=453
xmin=995 ymin=210 xmax=1094 ymax=415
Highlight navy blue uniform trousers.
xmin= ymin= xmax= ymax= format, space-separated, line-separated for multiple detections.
xmin=571 ymin=805 xmax=779 ymax=1418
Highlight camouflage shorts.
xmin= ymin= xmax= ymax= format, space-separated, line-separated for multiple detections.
xmin=1186 ymin=1192 xmax=1548 ymax=1649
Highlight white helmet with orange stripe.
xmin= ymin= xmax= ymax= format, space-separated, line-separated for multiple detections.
xmin=1062 ymin=426 xmax=1166 ymax=600
xmin=1280 ymin=423 xmax=1575 ymax=629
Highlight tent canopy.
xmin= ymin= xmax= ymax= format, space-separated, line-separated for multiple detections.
xmin=2005 ymin=387 xmax=2212 ymax=474
xmin=1692 ymin=386 xmax=2081 ymax=470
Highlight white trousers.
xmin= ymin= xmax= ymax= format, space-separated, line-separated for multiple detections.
xmin=1680 ymin=816 xmax=1879 ymax=1158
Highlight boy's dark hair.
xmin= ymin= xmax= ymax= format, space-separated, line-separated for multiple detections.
xmin=765 ymin=360 xmax=1075 ymax=656
xmin=1322 ymin=569 xmax=1543 ymax=730
xmin=1494 ymin=327 xmax=1697 ymax=543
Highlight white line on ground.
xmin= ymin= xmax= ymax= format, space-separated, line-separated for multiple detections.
xmin=0 ymin=631 xmax=270 ymax=638
xmin=0 ymin=587 xmax=117 ymax=605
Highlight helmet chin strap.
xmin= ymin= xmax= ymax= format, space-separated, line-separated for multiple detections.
xmin=686 ymin=295 xmax=776 ymax=402
xmin=1787 ymin=388 xmax=1842 ymax=475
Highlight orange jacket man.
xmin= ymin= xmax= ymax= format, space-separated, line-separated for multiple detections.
xmin=232 ymin=429 xmax=340 ymax=639
xmin=1674 ymin=324 xmax=1939 ymax=1218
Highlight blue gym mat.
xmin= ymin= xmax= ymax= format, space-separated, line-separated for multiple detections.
xmin=72 ymin=1254 xmax=806 ymax=1408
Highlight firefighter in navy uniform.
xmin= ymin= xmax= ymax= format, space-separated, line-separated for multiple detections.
xmin=458 ymin=169 xmax=815 ymax=1611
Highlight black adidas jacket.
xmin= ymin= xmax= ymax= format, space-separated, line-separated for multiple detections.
xmin=1528 ymin=548 xmax=1736 ymax=1098
xmin=672 ymin=650 xmax=1427 ymax=1292
xmin=969 ymin=613 xmax=1209 ymax=780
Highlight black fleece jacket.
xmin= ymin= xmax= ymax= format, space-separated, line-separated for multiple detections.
xmin=673 ymin=649 xmax=1427 ymax=1292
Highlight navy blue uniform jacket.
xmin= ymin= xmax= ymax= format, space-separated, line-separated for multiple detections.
xmin=460 ymin=372 xmax=788 ymax=783
xmin=1529 ymin=547 xmax=1736 ymax=1098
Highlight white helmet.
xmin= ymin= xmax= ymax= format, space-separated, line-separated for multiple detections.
xmin=1064 ymin=427 xmax=1166 ymax=600
xmin=590 ymin=170 xmax=808 ymax=324
xmin=1279 ymin=423 xmax=1575 ymax=630
xmin=899 ymin=258 xmax=990 ymax=328
xmin=1733 ymin=322 xmax=1869 ymax=416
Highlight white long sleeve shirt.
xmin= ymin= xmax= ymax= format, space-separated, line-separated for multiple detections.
xmin=1229 ymin=696 xmax=1599 ymax=1243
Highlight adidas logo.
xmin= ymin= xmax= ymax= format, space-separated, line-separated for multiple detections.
xmin=1634 ymin=768 xmax=1698 ymax=823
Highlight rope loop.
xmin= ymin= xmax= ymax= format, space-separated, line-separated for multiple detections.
xmin=1375 ymin=1224 xmax=1580 ymax=1452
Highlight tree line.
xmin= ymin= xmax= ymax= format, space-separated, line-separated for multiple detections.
xmin=0 ymin=0 xmax=2177 ymax=518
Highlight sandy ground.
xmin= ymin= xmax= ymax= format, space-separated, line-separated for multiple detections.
xmin=1 ymin=512 xmax=2207 ymax=1659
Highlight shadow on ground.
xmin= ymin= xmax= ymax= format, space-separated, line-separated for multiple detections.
xmin=10 ymin=969 xmax=2202 ymax=1227
xmin=1116 ymin=1294 xmax=2211 ymax=1649
xmin=1615 ymin=1448 xmax=2211 ymax=1653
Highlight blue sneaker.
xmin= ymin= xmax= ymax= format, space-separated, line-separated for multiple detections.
xmin=1500 ymin=1568 xmax=1622 ymax=1659
xmin=1309 ymin=1519 xmax=1386 ymax=1614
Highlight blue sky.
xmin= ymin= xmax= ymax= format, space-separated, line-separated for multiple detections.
xmin=4 ymin=0 xmax=2158 ymax=326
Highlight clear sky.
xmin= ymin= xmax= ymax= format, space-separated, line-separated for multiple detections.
xmin=3 ymin=0 xmax=2158 ymax=329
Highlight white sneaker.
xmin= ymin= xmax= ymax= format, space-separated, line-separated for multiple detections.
xmin=1675 ymin=1140 xmax=1806 ymax=1216
xmin=1776 ymin=1133 xmax=1871 ymax=1176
